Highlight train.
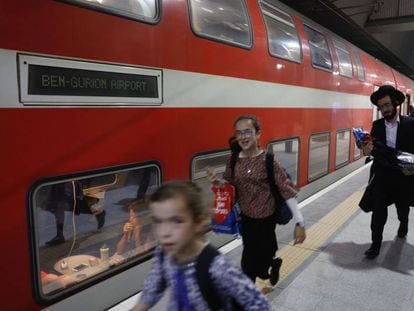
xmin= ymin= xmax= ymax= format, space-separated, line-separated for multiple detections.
xmin=1 ymin=0 xmax=413 ymax=310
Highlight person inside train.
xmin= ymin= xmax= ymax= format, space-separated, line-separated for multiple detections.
xmin=44 ymin=180 xmax=106 ymax=246
xmin=361 ymin=85 xmax=414 ymax=259
xmin=132 ymin=180 xmax=271 ymax=311
xmin=110 ymin=168 xmax=155 ymax=264
xmin=40 ymin=270 xmax=76 ymax=293
xmin=206 ymin=114 xmax=306 ymax=294
xmin=110 ymin=203 xmax=153 ymax=265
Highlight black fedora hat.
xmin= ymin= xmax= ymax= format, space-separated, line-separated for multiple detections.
xmin=370 ymin=85 xmax=405 ymax=106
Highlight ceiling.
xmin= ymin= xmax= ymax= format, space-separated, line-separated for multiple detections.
xmin=279 ymin=0 xmax=414 ymax=79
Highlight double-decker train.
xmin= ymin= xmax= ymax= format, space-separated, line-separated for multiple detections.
xmin=1 ymin=0 xmax=413 ymax=310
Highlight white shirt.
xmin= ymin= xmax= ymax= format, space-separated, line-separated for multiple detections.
xmin=385 ymin=115 xmax=400 ymax=149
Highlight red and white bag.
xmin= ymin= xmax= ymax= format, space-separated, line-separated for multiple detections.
xmin=211 ymin=183 xmax=241 ymax=237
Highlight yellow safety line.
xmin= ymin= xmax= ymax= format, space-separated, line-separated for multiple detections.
xmin=277 ymin=188 xmax=365 ymax=282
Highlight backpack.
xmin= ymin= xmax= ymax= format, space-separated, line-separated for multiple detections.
xmin=230 ymin=150 xmax=293 ymax=225
xmin=160 ymin=244 xmax=242 ymax=310
xmin=196 ymin=245 xmax=243 ymax=310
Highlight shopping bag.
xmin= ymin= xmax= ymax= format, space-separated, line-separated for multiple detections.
xmin=352 ymin=127 xmax=372 ymax=148
xmin=211 ymin=183 xmax=241 ymax=238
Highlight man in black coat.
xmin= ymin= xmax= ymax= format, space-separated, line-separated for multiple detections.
xmin=362 ymin=85 xmax=414 ymax=259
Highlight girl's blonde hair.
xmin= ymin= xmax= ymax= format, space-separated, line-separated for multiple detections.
xmin=147 ymin=180 xmax=206 ymax=221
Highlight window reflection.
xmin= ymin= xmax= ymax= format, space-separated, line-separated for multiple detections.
xmin=333 ymin=40 xmax=353 ymax=78
xmin=33 ymin=165 xmax=159 ymax=297
xmin=189 ymin=0 xmax=252 ymax=48
xmin=335 ymin=129 xmax=350 ymax=167
xmin=268 ymin=138 xmax=300 ymax=185
xmin=260 ymin=1 xmax=302 ymax=63
xmin=192 ymin=151 xmax=230 ymax=211
xmin=308 ymin=133 xmax=330 ymax=181
xmin=66 ymin=0 xmax=159 ymax=22
xmin=353 ymin=51 xmax=365 ymax=81
xmin=304 ymin=25 xmax=332 ymax=70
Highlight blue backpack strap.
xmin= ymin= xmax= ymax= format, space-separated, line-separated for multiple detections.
xmin=158 ymin=250 xmax=168 ymax=289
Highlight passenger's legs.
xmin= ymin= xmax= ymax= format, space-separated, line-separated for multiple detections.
xmin=240 ymin=216 xmax=257 ymax=282
xmin=366 ymin=204 xmax=388 ymax=258
xmin=240 ymin=214 xmax=277 ymax=282
xmin=46 ymin=202 xmax=67 ymax=245
xmin=77 ymin=197 xmax=106 ymax=230
xmin=396 ymin=203 xmax=409 ymax=238
xmin=136 ymin=169 xmax=151 ymax=200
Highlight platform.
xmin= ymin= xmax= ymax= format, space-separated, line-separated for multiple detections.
xmin=110 ymin=163 xmax=414 ymax=311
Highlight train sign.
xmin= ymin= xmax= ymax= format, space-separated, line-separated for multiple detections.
xmin=18 ymin=54 xmax=162 ymax=105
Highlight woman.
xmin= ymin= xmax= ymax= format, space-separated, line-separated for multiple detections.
xmin=206 ymin=114 xmax=306 ymax=293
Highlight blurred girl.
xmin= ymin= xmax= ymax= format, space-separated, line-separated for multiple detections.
xmin=132 ymin=180 xmax=270 ymax=310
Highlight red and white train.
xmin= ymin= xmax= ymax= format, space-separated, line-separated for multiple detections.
xmin=1 ymin=0 xmax=413 ymax=310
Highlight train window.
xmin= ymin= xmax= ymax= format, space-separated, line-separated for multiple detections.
xmin=308 ymin=132 xmax=330 ymax=181
xmin=353 ymin=51 xmax=365 ymax=81
xmin=191 ymin=150 xmax=231 ymax=209
xmin=259 ymin=1 xmax=302 ymax=63
xmin=189 ymin=0 xmax=253 ymax=49
xmin=61 ymin=0 xmax=159 ymax=23
xmin=333 ymin=40 xmax=353 ymax=78
xmin=29 ymin=164 xmax=160 ymax=302
xmin=267 ymin=138 xmax=300 ymax=185
xmin=303 ymin=25 xmax=332 ymax=71
xmin=335 ymin=129 xmax=350 ymax=168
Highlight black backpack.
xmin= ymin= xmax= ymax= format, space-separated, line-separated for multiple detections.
xmin=195 ymin=244 xmax=243 ymax=310
xmin=160 ymin=244 xmax=243 ymax=310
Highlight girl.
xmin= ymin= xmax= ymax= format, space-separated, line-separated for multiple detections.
xmin=132 ymin=180 xmax=270 ymax=310
xmin=206 ymin=114 xmax=306 ymax=293
xmin=110 ymin=206 xmax=153 ymax=266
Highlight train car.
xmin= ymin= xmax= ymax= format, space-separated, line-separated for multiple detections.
xmin=1 ymin=0 xmax=413 ymax=310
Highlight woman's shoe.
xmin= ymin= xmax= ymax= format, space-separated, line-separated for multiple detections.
xmin=270 ymin=257 xmax=283 ymax=286
xmin=255 ymin=277 xmax=274 ymax=295
xmin=261 ymin=286 xmax=273 ymax=295
xmin=364 ymin=246 xmax=380 ymax=259
xmin=397 ymin=222 xmax=408 ymax=238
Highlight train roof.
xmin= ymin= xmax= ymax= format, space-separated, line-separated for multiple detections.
xmin=280 ymin=0 xmax=414 ymax=80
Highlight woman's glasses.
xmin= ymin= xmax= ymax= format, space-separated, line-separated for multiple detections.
xmin=235 ymin=129 xmax=254 ymax=138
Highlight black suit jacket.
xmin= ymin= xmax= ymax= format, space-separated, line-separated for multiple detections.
xmin=371 ymin=115 xmax=414 ymax=154
xmin=369 ymin=115 xmax=414 ymax=207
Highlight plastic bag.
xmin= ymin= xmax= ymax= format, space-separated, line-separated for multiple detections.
xmin=352 ymin=127 xmax=372 ymax=148
xmin=211 ymin=183 xmax=241 ymax=238
xmin=397 ymin=151 xmax=414 ymax=173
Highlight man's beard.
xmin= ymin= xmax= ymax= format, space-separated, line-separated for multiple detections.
xmin=384 ymin=108 xmax=396 ymax=121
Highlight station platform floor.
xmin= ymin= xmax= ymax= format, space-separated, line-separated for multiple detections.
xmin=110 ymin=163 xmax=414 ymax=311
